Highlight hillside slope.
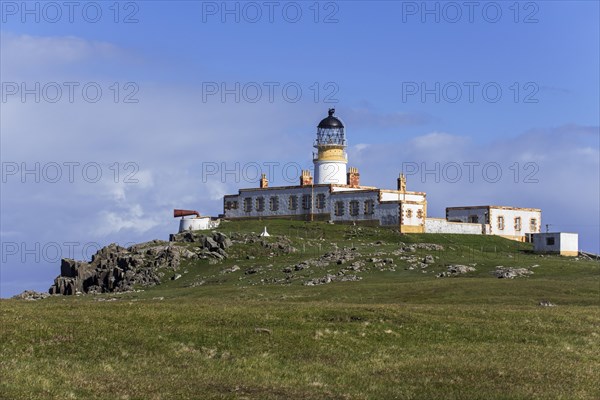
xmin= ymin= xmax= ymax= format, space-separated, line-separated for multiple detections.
xmin=1 ymin=220 xmax=598 ymax=399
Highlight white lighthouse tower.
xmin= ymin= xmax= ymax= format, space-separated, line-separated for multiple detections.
xmin=313 ymin=108 xmax=348 ymax=184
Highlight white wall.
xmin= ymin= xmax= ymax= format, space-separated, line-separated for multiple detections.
xmin=425 ymin=218 xmax=484 ymax=234
xmin=380 ymin=191 xmax=425 ymax=202
xmin=179 ymin=217 xmax=212 ymax=232
xmin=400 ymin=202 xmax=425 ymax=226
xmin=560 ymin=233 xmax=579 ymax=253
xmin=446 ymin=206 xmax=541 ymax=238
xmin=489 ymin=208 xmax=541 ymax=237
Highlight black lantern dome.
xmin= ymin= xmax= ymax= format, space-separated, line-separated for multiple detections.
xmin=315 ymin=108 xmax=346 ymax=146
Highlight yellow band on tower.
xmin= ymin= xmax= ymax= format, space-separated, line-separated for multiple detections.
xmin=317 ymin=147 xmax=347 ymax=162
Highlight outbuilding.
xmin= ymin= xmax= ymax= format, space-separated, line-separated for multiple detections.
xmin=532 ymin=232 xmax=579 ymax=256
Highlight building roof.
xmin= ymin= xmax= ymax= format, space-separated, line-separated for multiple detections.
xmin=317 ymin=108 xmax=344 ymax=129
xmin=446 ymin=205 xmax=541 ymax=212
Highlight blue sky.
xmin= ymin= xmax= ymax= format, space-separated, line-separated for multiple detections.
xmin=1 ymin=1 xmax=599 ymax=297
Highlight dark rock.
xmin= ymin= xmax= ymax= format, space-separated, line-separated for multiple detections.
xmin=48 ymin=237 xmax=230 ymax=295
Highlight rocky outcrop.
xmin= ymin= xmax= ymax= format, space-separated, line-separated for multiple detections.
xmin=49 ymin=233 xmax=233 ymax=295
xmin=12 ymin=290 xmax=50 ymax=300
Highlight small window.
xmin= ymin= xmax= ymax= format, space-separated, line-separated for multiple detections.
xmin=225 ymin=201 xmax=232 ymax=210
xmin=514 ymin=217 xmax=521 ymax=231
xmin=232 ymin=201 xmax=238 ymax=210
xmin=546 ymin=237 xmax=555 ymax=246
xmin=497 ymin=216 xmax=504 ymax=230
xmin=530 ymin=218 xmax=537 ymax=231
xmin=416 ymin=209 xmax=423 ymax=219
xmin=406 ymin=209 xmax=413 ymax=218
xmin=349 ymin=200 xmax=359 ymax=216
xmin=316 ymin=193 xmax=326 ymax=209
xmin=243 ymin=198 xmax=252 ymax=212
xmin=288 ymin=195 xmax=298 ymax=211
xmin=302 ymin=194 xmax=312 ymax=210
xmin=469 ymin=215 xmax=479 ymax=223
xmin=364 ymin=200 xmax=374 ymax=215
xmin=334 ymin=201 xmax=344 ymax=216
xmin=269 ymin=196 xmax=279 ymax=211
xmin=256 ymin=197 xmax=265 ymax=212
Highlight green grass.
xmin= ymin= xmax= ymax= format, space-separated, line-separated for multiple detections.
xmin=1 ymin=220 xmax=598 ymax=399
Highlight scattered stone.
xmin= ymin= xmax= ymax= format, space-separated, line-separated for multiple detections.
xmin=222 ymin=265 xmax=240 ymax=274
xmin=304 ymin=272 xmax=362 ymax=286
xmin=171 ymin=274 xmax=182 ymax=281
xmin=436 ymin=264 xmax=476 ymax=277
xmin=423 ymin=255 xmax=435 ymax=264
xmin=493 ymin=266 xmax=533 ymax=279
xmin=12 ymin=290 xmax=50 ymax=300
xmin=254 ymin=327 xmax=272 ymax=335
xmin=539 ymin=300 xmax=556 ymax=307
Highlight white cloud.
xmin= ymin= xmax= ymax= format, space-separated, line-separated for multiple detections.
xmin=0 ymin=32 xmax=126 ymax=78
xmin=93 ymin=204 xmax=162 ymax=236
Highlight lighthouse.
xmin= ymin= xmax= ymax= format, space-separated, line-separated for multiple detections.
xmin=313 ymin=108 xmax=348 ymax=184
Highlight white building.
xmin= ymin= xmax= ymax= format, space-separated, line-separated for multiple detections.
xmin=532 ymin=232 xmax=579 ymax=256
xmin=174 ymin=209 xmax=220 ymax=233
xmin=223 ymin=109 xmax=427 ymax=233
xmin=446 ymin=206 xmax=542 ymax=241
xmin=217 ymin=109 xmax=547 ymax=241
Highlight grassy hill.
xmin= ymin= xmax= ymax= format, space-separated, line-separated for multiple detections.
xmin=1 ymin=219 xmax=598 ymax=399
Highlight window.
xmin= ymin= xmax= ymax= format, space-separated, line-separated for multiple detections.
xmin=406 ymin=209 xmax=413 ymax=218
xmin=316 ymin=193 xmax=326 ymax=209
xmin=243 ymin=198 xmax=252 ymax=212
xmin=497 ymin=216 xmax=504 ymax=230
xmin=530 ymin=218 xmax=537 ymax=232
xmin=256 ymin=197 xmax=265 ymax=212
xmin=417 ymin=209 xmax=423 ymax=219
xmin=269 ymin=196 xmax=279 ymax=211
xmin=225 ymin=200 xmax=239 ymax=210
xmin=514 ymin=217 xmax=522 ymax=231
xmin=469 ymin=215 xmax=479 ymax=223
xmin=364 ymin=200 xmax=374 ymax=215
xmin=334 ymin=201 xmax=344 ymax=216
xmin=288 ymin=195 xmax=298 ymax=210
xmin=302 ymin=194 xmax=312 ymax=210
xmin=349 ymin=200 xmax=359 ymax=216
xmin=546 ymin=237 xmax=555 ymax=246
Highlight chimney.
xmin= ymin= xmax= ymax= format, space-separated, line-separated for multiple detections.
xmin=397 ymin=173 xmax=407 ymax=192
xmin=300 ymin=170 xmax=313 ymax=186
xmin=347 ymin=167 xmax=360 ymax=187
xmin=260 ymin=173 xmax=269 ymax=188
